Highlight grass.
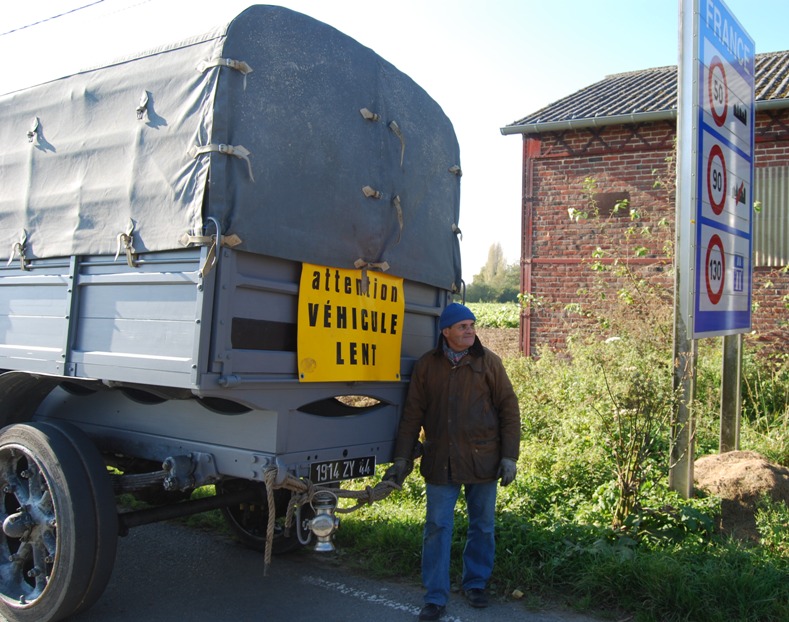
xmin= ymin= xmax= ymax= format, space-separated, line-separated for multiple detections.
xmin=331 ymin=468 xmax=789 ymax=622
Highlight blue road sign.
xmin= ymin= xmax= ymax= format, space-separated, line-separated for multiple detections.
xmin=692 ymin=0 xmax=755 ymax=338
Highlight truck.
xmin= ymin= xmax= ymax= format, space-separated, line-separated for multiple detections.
xmin=0 ymin=5 xmax=463 ymax=621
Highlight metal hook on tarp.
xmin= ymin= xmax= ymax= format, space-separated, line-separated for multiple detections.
xmin=7 ymin=230 xmax=30 ymax=271
xmin=199 ymin=217 xmax=220 ymax=278
xmin=179 ymin=219 xmax=242 ymax=277
xmin=115 ymin=219 xmax=138 ymax=268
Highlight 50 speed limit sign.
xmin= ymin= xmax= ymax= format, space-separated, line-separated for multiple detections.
xmin=708 ymin=56 xmax=728 ymax=126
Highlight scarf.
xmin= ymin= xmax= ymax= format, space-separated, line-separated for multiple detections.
xmin=443 ymin=342 xmax=468 ymax=366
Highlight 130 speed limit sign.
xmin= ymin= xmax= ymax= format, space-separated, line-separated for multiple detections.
xmin=705 ymin=234 xmax=725 ymax=305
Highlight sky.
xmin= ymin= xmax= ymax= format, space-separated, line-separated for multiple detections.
xmin=2 ymin=0 xmax=789 ymax=283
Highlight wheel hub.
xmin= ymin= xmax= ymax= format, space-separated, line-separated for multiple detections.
xmin=2 ymin=509 xmax=35 ymax=539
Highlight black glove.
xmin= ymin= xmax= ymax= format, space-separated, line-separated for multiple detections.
xmin=383 ymin=458 xmax=409 ymax=486
xmin=497 ymin=458 xmax=517 ymax=486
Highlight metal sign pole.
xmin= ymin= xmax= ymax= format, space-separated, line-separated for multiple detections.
xmin=670 ymin=0 xmax=698 ymax=497
xmin=720 ymin=333 xmax=742 ymax=451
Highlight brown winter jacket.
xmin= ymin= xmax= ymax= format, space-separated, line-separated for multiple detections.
xmin=392 ymin=335 xmax=521 ymax=485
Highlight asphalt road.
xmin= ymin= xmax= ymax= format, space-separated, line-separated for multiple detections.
xmin=0 ymin=400 xmax=601 ymax=622
xmin=55 ymin=522 xmax=604 ymax=622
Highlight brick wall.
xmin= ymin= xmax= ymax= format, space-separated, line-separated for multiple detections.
xmin=521 ymin=111 xmax=789 ymax=356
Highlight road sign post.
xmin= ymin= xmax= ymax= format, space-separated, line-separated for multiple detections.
xmin=673 ymin=0 xmax=754 ymax=495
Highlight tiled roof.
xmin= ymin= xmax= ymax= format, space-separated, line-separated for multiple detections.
xmin=503 ymin=50 xmax=789 ymax=134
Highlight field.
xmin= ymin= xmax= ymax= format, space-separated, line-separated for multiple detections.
xmin=469 ymin=302 xmax=522 ymax=358
xmin=476 ymin=327 xmax=521 ymax=358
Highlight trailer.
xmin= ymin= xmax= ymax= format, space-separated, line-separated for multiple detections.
xmin=0 ymin=5 xmax=462 ymax=621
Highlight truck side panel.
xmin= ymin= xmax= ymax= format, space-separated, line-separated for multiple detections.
xmin=0 ymin=249 xmax=209 ymax=387
xmin=0 ymin=265 xmax=70 ymax=375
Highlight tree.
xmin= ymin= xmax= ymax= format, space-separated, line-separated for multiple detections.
xmin=466 ymin=243 xmax=520 ymax=302
xmin=480 ymin=242 xmax=507 ymax=283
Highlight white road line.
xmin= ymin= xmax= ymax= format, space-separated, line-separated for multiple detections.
xmin=302 ymin=575 xmax=465 ymax=622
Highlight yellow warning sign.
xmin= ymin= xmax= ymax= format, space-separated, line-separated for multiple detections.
xmin=297 ymin=264 xmax=404 ymax=382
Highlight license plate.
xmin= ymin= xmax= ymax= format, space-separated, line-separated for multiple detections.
xmin=310 ymin=455 xmax=376 ymax=484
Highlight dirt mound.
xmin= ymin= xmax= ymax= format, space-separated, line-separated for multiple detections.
xmin=694 ymin=450 xmax=789 ymax=541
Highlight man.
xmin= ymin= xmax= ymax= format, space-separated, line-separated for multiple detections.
xmin=385 ymin=302 xmax=521 ymax=621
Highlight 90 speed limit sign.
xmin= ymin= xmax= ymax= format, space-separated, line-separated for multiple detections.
xmin=706 ymin=144 xmax=727 ymax=215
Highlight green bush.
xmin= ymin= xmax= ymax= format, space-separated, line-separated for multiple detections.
xmin=755 ymin=496 xmax=789 ymax=556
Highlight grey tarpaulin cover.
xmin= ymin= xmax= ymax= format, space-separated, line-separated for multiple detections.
xmin=0 ymin=5 xmax=462 ymax=291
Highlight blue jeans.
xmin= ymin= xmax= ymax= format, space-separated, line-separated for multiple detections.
xmin=422 ymin=481 xmax=498 ymax=606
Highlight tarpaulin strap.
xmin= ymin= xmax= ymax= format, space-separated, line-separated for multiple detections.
xmin=136 ymin=91 xmax=149 ymax=120
xmin=354 ymin=259 xmax=390 ymax=272
xmin=449 ymin=165 xmax=463 ymax=177
xmin=7 ymin=230 xmax=30 ymax=271
xmin=354 ymin=259 xmax=390 ymax=295
xmin=389 ymin=120 xmax=405 ymax=167
xmin=179 ymin=233 xmax=242 ymax=248
xmin=189 ymin=143 xmax=255 ymax=182
xmin=362 ymin=185 xmax=382 ymax=199
xmin=197 ymin=57 xmax=253 ymax=90
xmin=362 ymin=188 xmax=402 ymax=244
xmin=359 ymin=107 xmax=380 ymax=122
xmin=27 ymin=117 xmax=40 ymax=144
xmin=452 ymin=223 xmax=463 ymax=241
xmin=115 ymin=219 xmax=138 ymax=268
xmin=392 ymin=194 xmax=403 ymax=246
xmin=360 ymin=110 xmax=404 ymax=165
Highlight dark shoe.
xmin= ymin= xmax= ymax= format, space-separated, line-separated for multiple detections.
xmin=465 ymin=588 xmax=489 ymax=608
xmin=418 ymin=603 xmax=445 ymax=620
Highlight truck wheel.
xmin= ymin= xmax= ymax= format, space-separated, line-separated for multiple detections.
xmin=0 ymin=373 xmax=60 ymax=426
xmin=216 ymin=479 xmax=313 ymax=555
xmin=36 ymin=421 xmax=118 ymax=615
xmin=0 ymin=423 xmax=99 ymax=622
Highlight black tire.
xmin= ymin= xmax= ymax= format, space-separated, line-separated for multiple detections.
xmin=0 ymin=423 xmax=98 ymax=622
xmin=216 ymin=479 xmax=313 ymax=555
xmin=0 ymin=373 xmax=60 ymax=426
xmin=37 ymin=421 xmax=118 ymax=615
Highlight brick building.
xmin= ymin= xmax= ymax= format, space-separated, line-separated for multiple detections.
xmin=501 ymin=51 xmax=789 ymax=356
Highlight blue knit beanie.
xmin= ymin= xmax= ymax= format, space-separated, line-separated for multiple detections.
xmin=439 ymin=303 xmax=476 ymax=330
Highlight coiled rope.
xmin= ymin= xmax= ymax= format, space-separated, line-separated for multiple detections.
xmin=261 ymin=467 xmax=401 ymax=573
